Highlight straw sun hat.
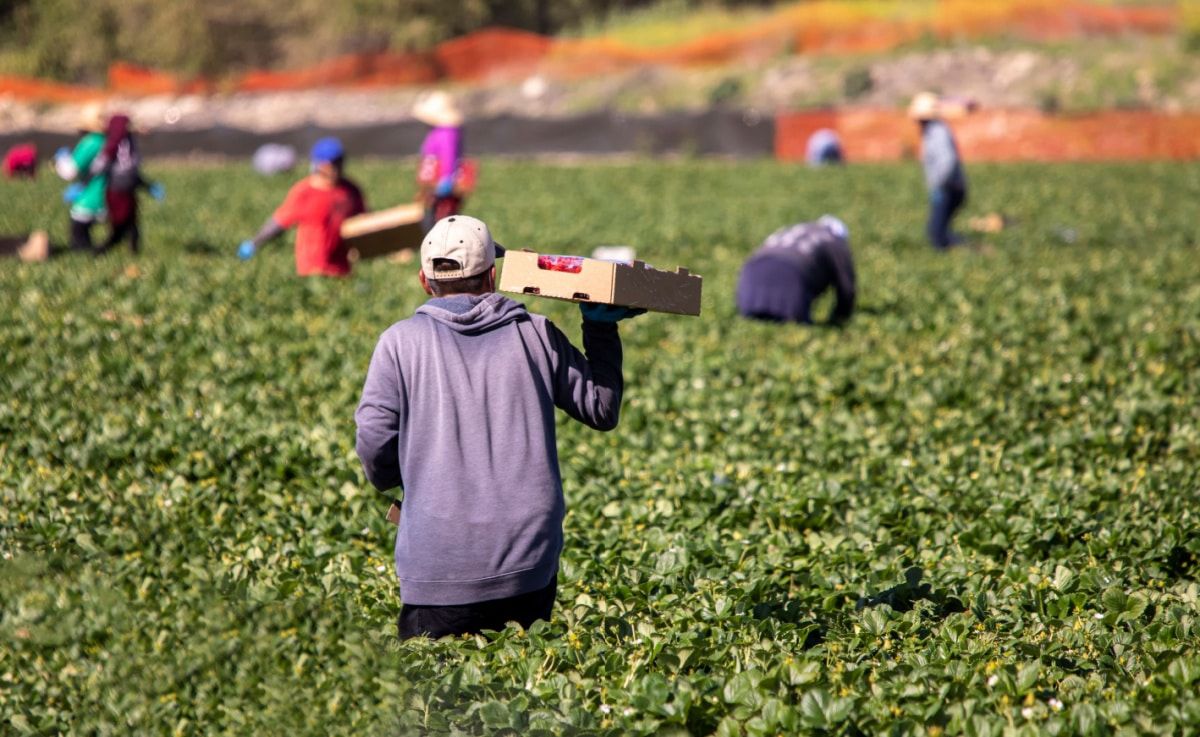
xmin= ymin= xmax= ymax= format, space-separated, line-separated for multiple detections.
xmin=907 ymin=92 xmax=942 ymax=121
xmin=412 ymin=91 xmax=463 ymax=127
xmin=77 ymin=102 xmax=107 ymax=133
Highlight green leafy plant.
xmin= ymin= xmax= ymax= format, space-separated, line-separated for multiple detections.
xmin=1 ymin=159 xmax=1198 ymax=735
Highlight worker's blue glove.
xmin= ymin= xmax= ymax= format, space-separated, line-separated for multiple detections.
xmin=580 ymin=303 xmax=647 ymax=323
xmin=62 ymin=183 xmax=84 ymax=204
xmin=237 ymin=240 xmax=257 ymax=260
xmin=148 ymin=182 xmax=166 ymax=202
xmin=434 ymin=177 xmax=455 ymax=198
xmin=55 ymin=147 xmax=71 ymax=161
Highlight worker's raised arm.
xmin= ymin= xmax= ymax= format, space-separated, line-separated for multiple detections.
xmin=542 ymin=307 xmax=640 ymax=432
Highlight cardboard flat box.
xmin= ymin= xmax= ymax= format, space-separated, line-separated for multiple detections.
xmin=341 ymin=203 xmax=425 ymax=261
xmin=499 ymin=250 xmax=702 ymax=316
xmin=0 ymin=231 xmax=49 ymax=262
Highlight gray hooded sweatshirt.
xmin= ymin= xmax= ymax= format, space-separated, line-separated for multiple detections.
xmin=921 ymin=119 xmax=966 ymax=192
xmin=355 ymin=292 xmax=623 ymax=606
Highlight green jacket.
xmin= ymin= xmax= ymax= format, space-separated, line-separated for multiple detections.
xmin=70 ymin=132 xmax=107 ymax=219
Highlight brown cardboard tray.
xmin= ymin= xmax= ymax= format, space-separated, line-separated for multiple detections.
xmin=498 ymin=250 xmax=702 ymax=316
xmin=341 ymin=203 xmax=425 ymax=261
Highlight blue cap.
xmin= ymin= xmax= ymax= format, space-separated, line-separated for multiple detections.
xmin=310 ymin=137 xmax=345 ymax=164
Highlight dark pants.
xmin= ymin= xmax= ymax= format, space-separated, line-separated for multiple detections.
xmin=70 ymin=218 xmax=95 ymax=253
xmin=100 ymin=219 xmax=140 ymax=255
xmin=398 ymin=578 xmax=556 ymax=640
xmin=101 ymin=189 xmax=140 ymax=254
xmin=927 ymin=185 xmax=967 ymax=250
xmin=422 ymin=195 xmax=462 ymax=234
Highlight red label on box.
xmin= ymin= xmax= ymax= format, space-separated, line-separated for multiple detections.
xmin=537 ymin=254 xmax=584 ymax=273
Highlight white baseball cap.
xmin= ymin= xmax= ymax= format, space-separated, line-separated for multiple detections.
xmin=421 ymin=215 xmax=505 ymax=280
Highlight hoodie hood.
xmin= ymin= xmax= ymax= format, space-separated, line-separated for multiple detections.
xmin=415 ymin=292 xmax=527 ymax=335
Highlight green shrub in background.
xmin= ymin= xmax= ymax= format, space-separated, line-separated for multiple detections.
xmin=841 ymin=66 xmax=874 ymax=100
xmin=0 ymin=0 xmax=785 ymax=82
xmin=1183 ymin=0 xmax=1200 ymax=52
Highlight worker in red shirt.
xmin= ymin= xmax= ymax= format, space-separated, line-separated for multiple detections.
xmin=238 ymin=137 xmax=366 ymax=276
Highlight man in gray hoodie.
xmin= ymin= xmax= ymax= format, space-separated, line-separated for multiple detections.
xmin=355 ymin=215 xmax=641 ymax=639
xmin=910 ymin=92 xmax=968 ymax=250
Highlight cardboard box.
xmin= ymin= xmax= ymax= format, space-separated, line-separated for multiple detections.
xmin=0 ymin=231 xmax=49 ymax=263
xmin=341 ymin=203 xmax=425 ymax=261
xmin=499 ymin=250 xmax=702 ymax=316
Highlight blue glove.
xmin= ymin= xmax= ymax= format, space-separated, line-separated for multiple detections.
xmin=148 ymin=182 xmax=166 ymax=201
xmin=63 ymin=183 xmax=84 ymax=204
xmin=580 ymin=303 xmax=647 ymax=323
xmin=55 ymin=147 xmax=71 ymax=161
xmin=434 ymin=177 xmax=455 ymax=198
xmin=237 ymin=240 xmax=257 ymax=260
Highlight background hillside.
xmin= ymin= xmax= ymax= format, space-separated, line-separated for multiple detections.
xmin=0 ymin=0 xmax=763 ymax=82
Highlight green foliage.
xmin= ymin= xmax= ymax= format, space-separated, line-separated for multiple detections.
xmin=841 ymin=66 xmax=874 ymax=100
xmin=2 ymin=159 xmax=1200 ymax=735
xmin=0 ymin=0 xmax=779 ymax=81
xmin=708 ymin=76 xmax=745 ymax=106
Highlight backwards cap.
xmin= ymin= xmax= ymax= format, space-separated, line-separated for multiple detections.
xmin=421 ymin=215 xmax=505 ymax=280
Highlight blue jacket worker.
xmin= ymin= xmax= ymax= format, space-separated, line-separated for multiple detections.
xmin=910 ymin=92 xmax=967 ymax=250
xmin=354 ymin=215 xmax=642 ymax=640
xmin=736 ymin=215 xmax=856 ymax=325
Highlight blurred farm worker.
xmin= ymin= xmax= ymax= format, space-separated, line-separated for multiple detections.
xmin=413 ymin=91 xmax=468 ymax=233
xmin=355 ymin=215 xmax=641 ymax=640
xmin=54 ymin=104 xmax=109 ymax=254
xmin=237 ymin=137 xmax=365 ymax=277
xmin=736 ymin=215 xmax=856 ymax=325
xmin=3 ymin=143 xmax=38 ymax=179
xmin=252 ymin=143 xmax=297 ymax=175
xmin=92 ymin=114 xmax=164 ymax=255
xmin=805 ymin=128 xmax=844 ymax=167
xmin=910 ymin=92 xmax=968 ymax=250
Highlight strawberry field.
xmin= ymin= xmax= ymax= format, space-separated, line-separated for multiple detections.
xmin=1 ymin=160 xmax=1199 ymax=736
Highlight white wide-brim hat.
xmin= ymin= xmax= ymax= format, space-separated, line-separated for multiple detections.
xmin=908 ymin=92 xmax=941 ymax=121
xmin=78 ymin=102 xmax=107 ymax=133
xmin=413 ymin=91 xmax=463 ymax=127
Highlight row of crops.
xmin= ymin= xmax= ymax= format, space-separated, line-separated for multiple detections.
xmin=1 ymin=159 xmax=1198 ymax=735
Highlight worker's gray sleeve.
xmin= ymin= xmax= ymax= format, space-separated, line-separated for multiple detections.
xmin=355 ymin=335 xmax=405 ymax=492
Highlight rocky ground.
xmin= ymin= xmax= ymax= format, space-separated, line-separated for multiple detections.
xmin=1 ymin=38 xmax=1192 ymax=134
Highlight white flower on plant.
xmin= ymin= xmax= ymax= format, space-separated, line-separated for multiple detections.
xmin=1049 ymin=698 xmax=1064 ymax=711
xmin=376 ymin=564 xmax=386 ymax=572
xmin=599 ymin=704 xmax=611 ymax=714
xmin=623 ymin=707 xmax=635 ymax=717
xmin=986 ymin=675 xmax=999 ymax=687
xmin=1094 ymin=613 xmax=1103 ymax=620
xmin=1022 ymin=707 xmax=1034 ymax=719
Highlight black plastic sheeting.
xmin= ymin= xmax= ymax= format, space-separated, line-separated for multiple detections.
xmin=0 ymin=110 xmax=774 ymax=160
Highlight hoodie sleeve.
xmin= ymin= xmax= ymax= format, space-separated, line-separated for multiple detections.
xmin=545 ymin=319 xmax=624 ymax=431
xmin=354 ymin=333 xmax=405 ymax=491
